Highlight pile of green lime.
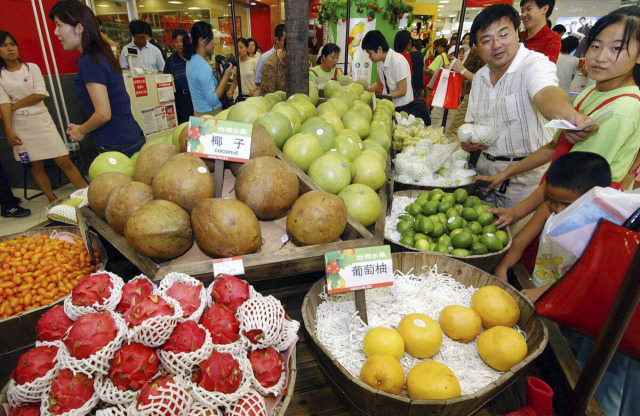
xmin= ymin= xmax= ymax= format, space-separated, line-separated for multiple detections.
xmin=395 ymin=188 xmax=509 ymax=256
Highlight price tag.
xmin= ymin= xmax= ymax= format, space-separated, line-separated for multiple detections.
xmin=187 ymin=116 xmax=252 ymax=163
xmin=212 ymin=256 xmax=245 ymax=276
xmin=75 ymin=207 xmax=96 ymax=265
xmin=324 ymin=245 xmax=393 ymax=295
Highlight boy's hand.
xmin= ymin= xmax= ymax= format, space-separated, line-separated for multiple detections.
xmin=486 ymin=207 xmax=517 ymax=229
xmin=493 ymin=267 xmax=508 ymax=283
xmin=475 ymin=171 xmax=508 ymax=192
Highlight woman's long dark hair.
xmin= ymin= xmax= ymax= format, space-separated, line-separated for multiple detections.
xmin=48 ymin=0 xmax=120 ymax=71
xmin=0 ymin=31 xmax=25 ymax=73
xmin=316 ymin=43 xmax=340 ymax=65
xmin=247 ymin=38 xmax=258 ymax=57
xmin=183 ymin=21 xmax=213 ymax=60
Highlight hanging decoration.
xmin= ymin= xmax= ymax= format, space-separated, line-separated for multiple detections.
xmin=318 ymin=0 xmax=384 ymax=25
xmin=354 ymin=0 xmax=382 ymax=22
xmin=383 ymin=0 xmax=414 ymax=28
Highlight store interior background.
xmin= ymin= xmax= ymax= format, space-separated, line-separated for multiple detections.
xmin=0 ymin=0 xmax=637 ymax=227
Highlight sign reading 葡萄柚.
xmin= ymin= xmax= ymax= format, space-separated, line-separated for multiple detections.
xmin=186 ymin=116 xmax=252 ymax=163
xmin=324 ymin=245 xmax=393 ymax=294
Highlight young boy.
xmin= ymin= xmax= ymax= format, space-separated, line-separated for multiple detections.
xmin=493 ymin=152 xmax=612 ymax=301
xmin=555 ymin=36 xmax=582 ymax=95
xmin=520 ymin=0 xmax=561 ymax=62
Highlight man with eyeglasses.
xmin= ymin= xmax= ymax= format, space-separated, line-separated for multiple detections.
xmin=463 ymin=4 xmax=595 ymax=214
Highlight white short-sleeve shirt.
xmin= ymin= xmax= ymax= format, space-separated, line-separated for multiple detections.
xmin=120 ymin=41 xmax=165 ymax=72
xmin=466 ymin=44 xmax=558 ymax=157
xmin=378 ymin=49 xmax=413 ymax=107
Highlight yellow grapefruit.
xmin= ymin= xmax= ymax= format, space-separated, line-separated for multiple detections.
xmin=477 ymin=326 xmax=528 ymax=371
xmin=406 ymin=361 xmax=461 ymax=400
xmin=359 ymin=354 xmax=405 ymax=394
xmin=438 ymin=305 xmax=482 ymax=343
xmin=363 ymin=327 xmax=405 ymax=360
xmin=470 ymin=285 xmax=520 ymax=329
xmin=397 ymin=313 xmax=442 ymax=359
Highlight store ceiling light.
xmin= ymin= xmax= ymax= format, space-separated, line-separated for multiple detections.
xmin=439 ymin=0 xmax=449 ymax=3
xmin=188 ymin=6 xmax=200 ymax=9
xmin=96 ymin=4 xmax=109 ymax=7
xmin=449 ymin=14 xmax=456 ymax=17
xmin=168 ymin=1 xmax=183 ymax=3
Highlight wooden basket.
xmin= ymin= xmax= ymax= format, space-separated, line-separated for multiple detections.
xmin=0 ymin=227 xmax=107 ymax=383
xmin=386 ymin=190 xmax=511 ymax=272
xmin=301 ymin=252 xmax=548 ymax=416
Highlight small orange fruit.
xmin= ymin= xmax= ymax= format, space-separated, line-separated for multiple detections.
xmin=359 ymin=354 xmax=405 ymax=394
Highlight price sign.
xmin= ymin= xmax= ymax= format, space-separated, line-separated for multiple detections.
xmin=212 ymin=256 xmax=245 ymax=276
xmin=324 ymin=245 xmax=393 ymax=295
xmin=187 ymin=117 xmax=252 ymax=163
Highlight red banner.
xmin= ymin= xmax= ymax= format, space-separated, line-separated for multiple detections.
xmin=218 ymin=17 xmax=241 ymax=45
xmin=133 ymin=77 xmax=148 ymax=97
xmin=466 ymin=0 xmax=513 ymax=7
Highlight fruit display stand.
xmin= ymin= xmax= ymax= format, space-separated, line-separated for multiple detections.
xmin=0 ymin=227 xmax=107 ymax=383
xmin=301 ymin=252 xmax=548 ymax=416
xmin=81 ymin=150 xmax=388 ymax=283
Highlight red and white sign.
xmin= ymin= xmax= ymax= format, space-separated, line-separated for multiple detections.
xmin=133 ymin=77 xmax=148 ymax=97
xmin=212 ymin=257 xmax=245 ymax=276
xmin=467 ymin=0 xmax=513 ymax=7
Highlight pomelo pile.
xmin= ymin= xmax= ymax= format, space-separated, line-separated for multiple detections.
xmin=4 ymin=271 xmax=299 ymax=416
xmin=385 ymin=188 xmax=510 ymax=257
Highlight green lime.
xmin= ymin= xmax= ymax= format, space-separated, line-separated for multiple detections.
xmin=461 ymin=207 xmax=478 ymax=221
xmin=471 ymin=234 xmax=481 ymax=245
xmin=398 ymin=214 xmax=414 ymax=224
xmin=496 ymin=230 xmax=510 ymax=246
xmin=418 ymin=216 xmax=434 ymax=234
xmin=430 ymin=221 xmax=445 ymax=238
xmin=462 ymin=226 xmax=473 ymax=235
xmin=482 ymin=224 xmax=498 ymax=235
xmin=434 ymin=244 xmax=450 ymax=254
xmin=468 ymin=221 xmax=483 ymax=235
xmin=397 ymin=221 xmax=412 ymax=234
xmin=454 ymin=203 xmax=464 ymax=211
xmin=418 ymin=192 xmax=430 ymax=200
xmin=462 ymin=218 xmax=468 ymax=226
xmin=436 ymin=213 xmax=448 ymax=224
xmin=414 ymin=233 xmax=428 ymax=241
xmin=450 ymin=228 xmax=464 ymax=238
xmin=477 ymin=212 xmax=495 ymax=227
xmin=407 ymin=202 xmax=422 ymax=217
xmin=438 ymin=234 xmax=453 ymax=247
xmin=441 ymin=194 xmax=456 ymax=206
xmin=470 ymin=242 xmax=489 ymax=255
xmin=451 ymin=248 xmax=471 ymax=257
xmin=446 ymin=207 xmax=458 ymax=218
xmin=414 ymin=238 xmax=430 ymax=251
xmin=422 ymin=200 xmax=439 ymax=216
xmin=446 ymin=216 xmax=463 ymax=232
xmin=463 ymin=195 xmax=481 ymax=208
xmin=428 ymin=241 xmax=437 ymax=251
xmin=415 ymin=196 xmax=429 ymax=207
xmin=401 ymin=228 xmax=416 ymax=237
xmin=428 ymin=189 xmax=444 ymax=201
xmin=453 ymin=188 xmax=468 ymax=203
xmin=480 ymin=233 xmax=503 ymax=252
xmin=400 ymin=235 xmax=416 ymax=247
xmin=437 ymin=202 xmax=452 ymax=213
xmin=452 ymin=232 xmax=473 ymax=248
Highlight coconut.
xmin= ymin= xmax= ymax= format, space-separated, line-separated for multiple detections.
xmin=105 ymin=181 xmax=154 ymax=235
xmin=134 ymin=142 xmax=180 ymax=185
xmin=178 ymin=123 xmax=190 ymax=153
xmin=286 ymin=191 xmax=347 ymax=246
xmin=124 ymin=199 xmax=193 ymax=259
xmin=235 ymin=156 xmax=299 ymax=219
xmin=191 ymin=198 xmax=262 ymax=257
xmin=229 ymin=123 xmax=278 ymax=176
xmin=152 ymin=153 xmax=215 ymax=213
xmin=88 ymin=172 xmax=134 ymax=219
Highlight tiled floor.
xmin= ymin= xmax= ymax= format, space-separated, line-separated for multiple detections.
xmin=0 ymin=183 xmax=77 ymax=237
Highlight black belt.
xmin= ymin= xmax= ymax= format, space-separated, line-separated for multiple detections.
xmin=178 ymin=89 xmax=190 ymax=95
xmin=484 ymin=153 xmax=526 ymax=162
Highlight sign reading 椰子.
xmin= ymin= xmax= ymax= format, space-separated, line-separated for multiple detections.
xmin=186 ymin=117 xmax=252 ymax=163
xmin=325 ymin=246 xmax=393 ymax=294
xmin=212 ymin=256 xmax=245 ymax=276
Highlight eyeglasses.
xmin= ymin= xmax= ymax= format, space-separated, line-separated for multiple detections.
xmin=478 ymin=30 xmax=514 ymax=48
xmin=0 ymin=42 xmax=17 ymax=48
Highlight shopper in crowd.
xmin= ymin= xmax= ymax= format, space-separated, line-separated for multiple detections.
xmin=227 ymin=37 xmax=258 ymax=99
xmin=422 ymin=37 xmax=435 ymax=96
xmin=462 ymin=3 xmax=593 ymax=212
xmin=144 ymin=21 xmax=166 ymax=62
xmin=393 ymin=30 xmax=414 ymax=77
xmin=119 ymin=19 xmax=164 ymax=73
xmin=461 ymin=33 xmax=471 ymax=45
xmin=260 ymin=39 xmax=287 ymax=95
xmin=408 ymin=39 xmax=424 ymax=96
xmin=49 ymin=0 xmax=146 ymax=157
xmin=247 ymin=38 xmax=260 ymax=59
xmin=0 ymin=30 xmax=85 ymax=203
xmin=555 ymin=36 xmax=582 ymax=95
xmin=309 ymin=43 xmax=344 ymax=83
xmin=424 ymin=37 xmax=449 ymax=79
xmin=552 ymin=24 xmax=566 ymax=37
xmin=164 ymin=29 xmax=193 ymax=124
xmin=426 ymin=41 xmax=456 ymax=127
xmin=362 ymin=30 xmax=413 ymax=108
xmin=0 ymin=160 xmax=30 ymax=217
xmin=255 ymin=24 xmax=285 ymax=92
xmin=97 ymin=18 xmax=118 ymax=58
xmin=478 ymin=6 xmax=640 ymax=225
xmin=183 ymin=21 xmax=233 ymax=117
xmin=520 ymin=0 xmax=561 ymax=62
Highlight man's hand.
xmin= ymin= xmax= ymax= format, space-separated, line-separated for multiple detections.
xmin=475 ymin=171 xmax=508 ymax=192
xmin=450 ymin=59 xmax=465 ymax=73
xmin=460 ymin=138 xmax=487 ymax=153
xmin=67 ymin=124 xmax=85 ymax=143
xmin=486 ymin=207 xmax=517 ymax=229
xmin=6 ymin=131 xmax=23 ymax=147
xmin=563 ymin=112 xmax=598 ymax=144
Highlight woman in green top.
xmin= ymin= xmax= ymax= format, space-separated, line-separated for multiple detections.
xmin=309 ymin=43 xmax=344 ymax=83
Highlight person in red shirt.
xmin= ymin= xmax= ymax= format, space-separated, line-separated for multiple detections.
xmin=393 ymin=30 xmax=413 ymax=77
xmin=520 ymin=0 xmax=561 ymax=63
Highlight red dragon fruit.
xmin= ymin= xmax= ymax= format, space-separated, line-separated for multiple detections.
xmin=123 ymin=295 xmax=174 ymax=328
xmin=199 ymin=304 xmax=239 ymax=344
xmin=71 ymin=273 xmax=113 ymax=307
xmin=62 ymin=311 xmax=118 ymax=359
xmin=117 ymin=277 xmax=154 ymax=313
xmin=48 ymin=369 xmax=95 ymax=415
xmin=35 ymin=305 xmax=74 ymax=342
xmin=11 ymin=345 xmax=59 ymax=385
xmin=210 ymin=274 xmax=250 ymax=310
xmin=227 ymin=390 xmax=267 ymax=416
xmin=8 ymin=404 xmax=41 ymax=416
xmin=248 ymin=347 xmax=283 ymax=388
xmin=137 ymin=373 xmax=185 ymax=416
xmin=162 ymin=320 xmax=206 ymax=353
xmin=166 ymin=281 xmax=202 ymax=317
xmin=108 ymin=343 xmax=159 ymax=391
xmin=192 ymin=351 xmax=242 ymax=394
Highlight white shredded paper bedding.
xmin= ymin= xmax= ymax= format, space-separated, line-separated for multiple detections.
xmin=384 ymin=196 xmax=415 ymax=243
xmin=315 ymin=266 xmax=526 ymax=396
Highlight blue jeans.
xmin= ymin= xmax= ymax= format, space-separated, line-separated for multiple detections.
xmin=97 ymin=133 xmax=146 ymax=158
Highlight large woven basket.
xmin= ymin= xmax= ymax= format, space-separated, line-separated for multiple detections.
xmin=302 ymin=252 xmax=548 ymax=416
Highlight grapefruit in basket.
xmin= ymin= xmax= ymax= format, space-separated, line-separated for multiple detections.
xmin=359 ymin=354 xmax=405 ymax=394
xmin=397 ymin=313 xmax=442 ymax=359
xmin=363 ymin=327 xmax=405 ymax=360
xmin=471 ymin=285 xmax=520 ymax=329
xmin=406 ymin=361 xmax=461 ymax=400
xmin=477 ymin=326 xmax=528 ymax=371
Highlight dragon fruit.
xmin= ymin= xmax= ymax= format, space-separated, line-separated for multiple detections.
xmin=137 ymin=373 xmax=186 ymax=416
xmin=210 ymin=274 xmax=250 ymax=311
xmin=35 ymin=305 xmax=74 ymax=342
xmin=247 ymin=347 xmax=283 ymax=388
xmin=199 ymin=304 xmax=239 ymax=345
xmin=108 ymin=343 xmax=159 ymax=391
xmin=166 ymin=281 xmax=203 ymax=318
xmin=123 ymin=295 xmax=174 ymax=328
xmin=48 ymin=369 xmax=95 ymax=415
xmin=162 ymin=320 xmax=206 ymax=353
xmin=227 ymin=390 xmax=267 ymax=416
xmin=11 ymin=345 xmax=59 ymax=385
xmin=71 ymin=272 xmax=113 ymax=307
xmin=117 ymin=277 xmax=154 ymax=313
xmin=192 ymin=351 xmax=242 ymax=394
xmin=8 ymin=404 xmax=41 ymax=416
xmin=62 ymin=311 xmax=117 ymax=359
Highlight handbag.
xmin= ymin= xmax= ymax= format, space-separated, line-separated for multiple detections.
xmin=381 ymin=69 xmax=431 ymax=126
xmin=534 ymin=208 xmax=640 ymax=360
xmin=428 ymin=61 xmax=463 ymax=110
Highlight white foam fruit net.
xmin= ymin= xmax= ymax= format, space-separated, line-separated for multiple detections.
xmin=95 ymin=403 xmax=129 ymax=416
xmin=246 ymin=353 xmax=287 ymax=397
xmin=57 ymin=311 xmax=128 ymax=378
xmin=48 ymin=204 xmax=78 ymax=224
xmin=273 ymin=319 xmax=300 ymax=353
xmin=188 ymin=402 xmax=223 ymax=416
xmin=158 ymin=272 xmax=208 ymax=322
xmin=127 ymin=298 xmax=184 ymax=348
xmin=64 ymin=272 xmax=125 ymax=321
xmin=236 ymin=296 xmax=285 ymax=351
xmin=226 ymin=389 xmax=268 ymax=416
xmin=157 ymin=323 xmax=215 ymax=376
xmin=94 ymin=372 xmax=141 ymax=406
xmin=189 ymin=351 xmax=252 ymax=411
xmin=7 ymin=342 xmax=62 ymax=407
xmin=39 ymin=379 xmax=101 ymax=416
xmin=129 ymin=374 xmax=193 ymax=416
